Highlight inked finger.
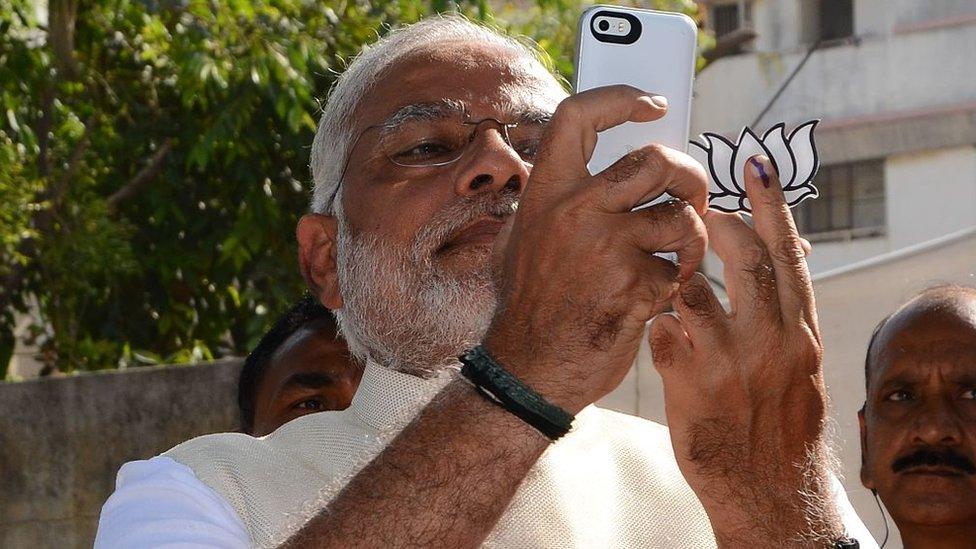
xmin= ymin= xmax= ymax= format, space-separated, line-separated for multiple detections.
xmin=703 ymin=209 xmax=780 ymax=324
xmin=622 ymin=199 xmax=706 ymax=281
xmin=742 ymin=155 xmax=816 ymax=325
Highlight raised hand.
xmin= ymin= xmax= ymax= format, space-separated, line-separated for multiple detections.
xmin=650 ymin=155 xmax=844 ymax=546
xmin=485 ymin=85 xmax=710 ymax=414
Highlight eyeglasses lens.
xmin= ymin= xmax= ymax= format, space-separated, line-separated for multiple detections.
xmin=381 ymin=118 xmax=545 ymax=168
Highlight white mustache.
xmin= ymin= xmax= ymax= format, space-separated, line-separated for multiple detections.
xmin=411 ymin=192 xmax=519 ymax=263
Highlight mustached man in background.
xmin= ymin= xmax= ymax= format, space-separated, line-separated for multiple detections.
xmin=860 ymin=286 xmax=976 ymax=548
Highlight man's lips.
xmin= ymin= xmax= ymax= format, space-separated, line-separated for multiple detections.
xmin=438 ymin=218 xmax=504 ymax=255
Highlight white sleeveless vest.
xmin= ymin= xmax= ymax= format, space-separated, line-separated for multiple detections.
xmin=165 ymin=362 xmax=716 ymax=548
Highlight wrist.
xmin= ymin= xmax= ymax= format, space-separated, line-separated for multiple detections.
xmin=442 ymin=377 xmax=555 ymax=452
xmin=701 ymin=453 xmax=845 ymax=547
xmin=480 ymin=332 xmax=588 ymax=415
xmin=459 ymin=346 xmax=575 ymax=440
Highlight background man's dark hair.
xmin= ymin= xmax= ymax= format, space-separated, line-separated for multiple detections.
xmin=863 ymin=284 xmax=976 ymax=392
xmin=238 ymin=295 xmax=338 ymax=433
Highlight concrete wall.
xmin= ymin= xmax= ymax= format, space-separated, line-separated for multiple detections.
xmin=886 ymin=146 xmax=976 ymax=247
xmin=856 ymin=0 xmax=976 ymax=36
xmin=0 ymin=359 xmax=242 ymax=548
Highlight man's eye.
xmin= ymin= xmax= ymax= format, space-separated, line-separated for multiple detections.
xmin=513 ymin=138 xmax=540 ymax=162
xmin=392 ymin=141 xmax=455 ymax=164
xmin=295 ymin=399 xmax=323 ymax=411
xmin=961 ymin=388 xmax=976 ymax=400
xmin=886 ymin=390 xmax=914 ymax=402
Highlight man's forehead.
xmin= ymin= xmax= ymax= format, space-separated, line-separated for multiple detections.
xmin=378 ymin=95 xmax=556 ymax=128
xmin=872 ymin=315 xmax=976 ymax=385
xmin=355 ymin=42 xmax=565 ymax=129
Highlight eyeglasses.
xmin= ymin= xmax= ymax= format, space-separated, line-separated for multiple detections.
xmin=327 ymin=112 xmax=548 ymax=212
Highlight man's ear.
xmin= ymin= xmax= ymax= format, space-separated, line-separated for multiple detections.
xmin=858 ymin=405 xmax=875 ymax=490
xmin=297 ymin=214 xmax=342 ymax=310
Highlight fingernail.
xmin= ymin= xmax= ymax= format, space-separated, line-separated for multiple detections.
xmin=650 ymin=95 xmax=668 ymax=109
xmin=749 ymin=156 xmax=771 ymax=188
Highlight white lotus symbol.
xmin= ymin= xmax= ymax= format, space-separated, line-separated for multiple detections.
xmin=689 ymin=121 xmax=820 ymax=213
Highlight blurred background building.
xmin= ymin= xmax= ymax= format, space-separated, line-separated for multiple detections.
xmin=694 ymin=0 xmax=975 ymax=275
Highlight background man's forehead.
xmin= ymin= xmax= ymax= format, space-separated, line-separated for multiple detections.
xmin=876 ymin=338 xmax=976 ymax=377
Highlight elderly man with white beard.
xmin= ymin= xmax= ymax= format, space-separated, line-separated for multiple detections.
xmin=95 ymin=16 xmax=876 ymax=549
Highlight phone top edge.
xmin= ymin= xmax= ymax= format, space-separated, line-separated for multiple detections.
xmin=575 ymin=6 xmax=699 ymax=93
xmin=581 ymin=4 xmax=697 ymax=21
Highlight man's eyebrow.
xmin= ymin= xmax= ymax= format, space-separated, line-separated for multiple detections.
xmin=511 ymin=106 xmax=553 ymax=125
xmin=877 ymin=374 xmax=917 ymax=389
xmin=379 ymin=100 xmax=466 ymax=134
xmin=281 ymin=372 xmax=334 ymax=390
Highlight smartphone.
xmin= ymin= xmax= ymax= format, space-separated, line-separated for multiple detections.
xmin=574 ymin=6 xmax=697 ymax=193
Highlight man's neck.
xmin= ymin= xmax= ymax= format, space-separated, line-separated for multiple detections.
xmin=367 ymin=355 xmax=460 ymax=380
xmin=899 ymin=519 xmax=976 ymax=549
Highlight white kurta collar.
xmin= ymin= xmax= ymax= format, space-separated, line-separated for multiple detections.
xmin=349 ymin=360 xmax=455 ymax=432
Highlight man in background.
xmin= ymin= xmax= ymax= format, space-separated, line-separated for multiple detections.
xmin=239 ymin=296 xmax=362 ymax=436
xmin=860 ymin=285 xmax=976 ymax=548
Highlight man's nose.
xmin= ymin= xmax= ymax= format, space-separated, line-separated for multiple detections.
xmin=911 ymin=397 xmax=964 ymax=446
xmin=453 ymin=128 xmax=529 ymax=198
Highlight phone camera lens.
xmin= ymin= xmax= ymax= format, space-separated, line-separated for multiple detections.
xmin=598 ymin=19 xmax=610 ymax=32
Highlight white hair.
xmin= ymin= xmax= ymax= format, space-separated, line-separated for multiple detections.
xmin=309 ymin=15 xmax=557 ymax=214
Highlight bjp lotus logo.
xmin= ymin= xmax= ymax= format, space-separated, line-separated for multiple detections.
xmin=689 ymin=120 xmax=821 ymax=214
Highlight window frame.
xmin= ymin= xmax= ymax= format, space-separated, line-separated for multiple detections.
xmin=794 ymin=158 xmax=887 ymax=243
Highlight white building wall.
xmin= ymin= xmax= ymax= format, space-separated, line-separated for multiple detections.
xmin=691 ymin=21 xmax=976 ymax=136
xmin=886 ymin=146 xmax=976 ymax=247
xmin=856 ymin=0 xmax=976 ymax=35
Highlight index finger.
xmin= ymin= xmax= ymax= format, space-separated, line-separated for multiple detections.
xmin=742 ymin=155 xmax=817 ymax=328
xmin=536 ymin=85 xmax=668 ymax=182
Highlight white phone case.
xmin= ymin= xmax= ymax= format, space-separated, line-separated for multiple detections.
xmin=575 ymin=6 xmax=697 ymax=183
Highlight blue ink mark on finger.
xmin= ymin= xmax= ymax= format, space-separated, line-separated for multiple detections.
xmin=750 ymin=157 xmax=771 ymax=188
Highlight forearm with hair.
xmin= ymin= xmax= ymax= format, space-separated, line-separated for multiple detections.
xmin=281 ymin=379 xmax=550 ymax=548
xmin=687 ymin=418 xmax=845 ymax=548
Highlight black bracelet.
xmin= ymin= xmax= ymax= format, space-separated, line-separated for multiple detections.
xmin=458 ymin=346 xmax=575 ymax=441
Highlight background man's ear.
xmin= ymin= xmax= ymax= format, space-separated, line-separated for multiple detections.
xmin=296 ymin=214 xmax=342 ymax=310
xmin=858 ymin=405 xmax=875 ymax=490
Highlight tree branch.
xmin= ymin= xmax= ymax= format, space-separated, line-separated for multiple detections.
xmin=48 ymin=115 xmax=96 ymax=209
xmin=48 ymin=0 xmax=79 ymax=79
xmin=106 ymin=139 xmax=173 ymax=211
xmin=35 ymin=88 xmax=55 ymax=178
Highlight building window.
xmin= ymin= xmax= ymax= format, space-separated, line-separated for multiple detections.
xmin=713 ymin=4 xmax=740 ymax=38
xmin=710 ymin=1 xmax=753 ymax=38
xmin=794 ymin=159 xmax=885 ymax=240
xmin=818 ymin=0 xmax=854 ymax=41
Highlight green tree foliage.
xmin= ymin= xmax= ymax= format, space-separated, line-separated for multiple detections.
xmin=0 ymin=0 xmax=699 ymax=377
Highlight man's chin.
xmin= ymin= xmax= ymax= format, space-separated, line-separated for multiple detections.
xmin=432 ymin=244 xmax=495 ymax=280
xmin=885 ymin=479 xmax=976 ymax=525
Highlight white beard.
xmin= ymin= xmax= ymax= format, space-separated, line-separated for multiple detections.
xmin=332 ymin=193 xmax=514 ymax=377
